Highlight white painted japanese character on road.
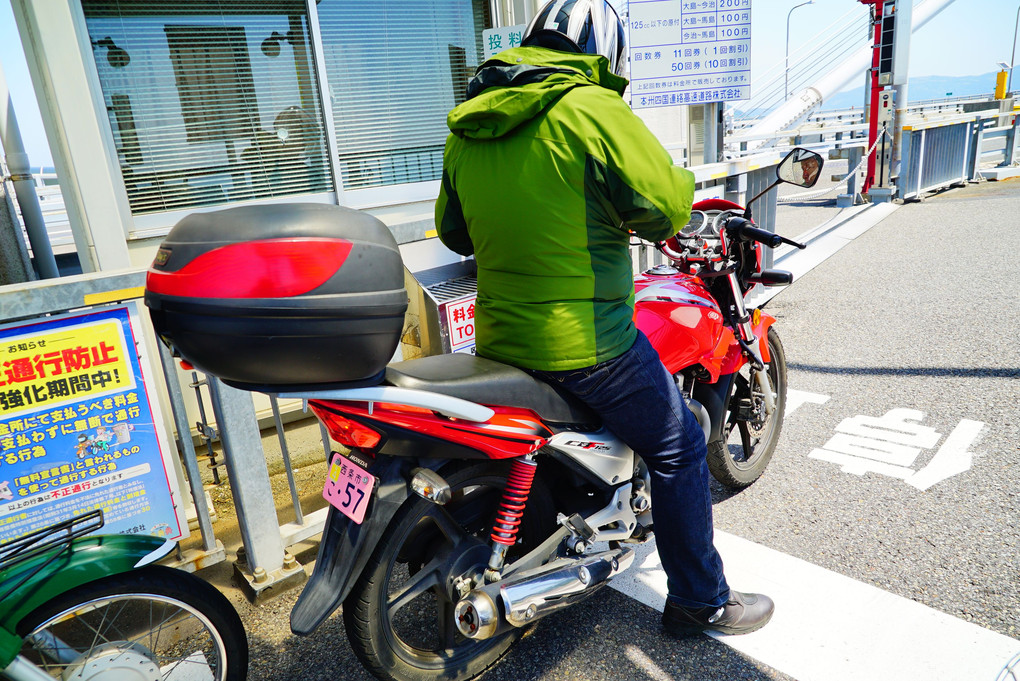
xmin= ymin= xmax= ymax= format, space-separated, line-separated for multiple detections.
xmin=808 ymin=408 xmax=983 ymax=490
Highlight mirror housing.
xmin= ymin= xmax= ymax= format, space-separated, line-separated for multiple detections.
xmin=777 ymin=147 xmax=824 ymax=189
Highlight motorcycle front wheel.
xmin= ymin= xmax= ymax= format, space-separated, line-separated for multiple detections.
xmin=707 ymin=327 xmax=788 ymax=489
xmin=344 ymin=461 xmax=552 ymax=681
xmin=16 ymin=564 xmax=248 ymax=680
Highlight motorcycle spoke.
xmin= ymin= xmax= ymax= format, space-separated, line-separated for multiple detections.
xmin=387 ymin=557 xmax=444 ymax=618
xmin=430 ymin=505 xmax=471 ymax=545
xmin=436 ymin=599 xmax=463 ymax=650
xmin=737 ymin=424 xmax=755 ymax=462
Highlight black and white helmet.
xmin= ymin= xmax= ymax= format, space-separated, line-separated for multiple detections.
xmin=522 ymin=0 xmax=627 ymax=77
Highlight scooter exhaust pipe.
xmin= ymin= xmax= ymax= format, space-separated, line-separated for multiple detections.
xmin=453 ymin=547 xmax=634 ymax=640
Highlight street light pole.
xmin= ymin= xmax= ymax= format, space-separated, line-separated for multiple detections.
xmin=786 ymin=1 xmax=815 ymax=101
xmin=1009 ymin=4 xmax=1020 ymax=94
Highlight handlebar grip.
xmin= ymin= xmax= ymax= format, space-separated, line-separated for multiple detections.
xmin=724 ymin=217 xmax=783 ymax=249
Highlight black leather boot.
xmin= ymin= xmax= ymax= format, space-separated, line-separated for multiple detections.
xmin=662 ymin=591 xmax=775 ymax=636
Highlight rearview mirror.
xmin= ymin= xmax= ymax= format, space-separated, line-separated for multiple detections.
xmin=777 ymin=148 xmax=824 ymax=189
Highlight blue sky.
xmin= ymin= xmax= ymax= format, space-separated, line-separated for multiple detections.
xmin=2 ymin=0 xmax=1017 ymax=167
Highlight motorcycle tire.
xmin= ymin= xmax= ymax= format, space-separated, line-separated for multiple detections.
xmin=15 ymin=564 xmax=248 ymax=680
xmin=707 ymin=326 xmax=787 ymax=489
xmin=344 ymin=460 xmax=553 ymax=681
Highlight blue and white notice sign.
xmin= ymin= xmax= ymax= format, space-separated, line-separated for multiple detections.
xmin=482 ymin=25 xmax=526 ymax=60
xmin=628 ymin=0 xmax=752 ymax=109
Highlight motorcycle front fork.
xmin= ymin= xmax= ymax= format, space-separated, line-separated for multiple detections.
xmin=725 ymin=271 xmax=776 ymax=415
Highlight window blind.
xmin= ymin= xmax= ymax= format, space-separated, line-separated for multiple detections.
xmin=82 ymin=0 xmax=333 ymax=216
xmin=315 ymin=0 xmax=490 ymax=190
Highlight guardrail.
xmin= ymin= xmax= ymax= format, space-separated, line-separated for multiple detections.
xmin=728 ymin=95 xmax=1007 ymax=160
xmin=899 ymin=110 xmax=1016 ymax=201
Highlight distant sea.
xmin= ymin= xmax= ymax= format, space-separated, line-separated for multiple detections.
xmin=820 ymin=71 xmax=1002 ymax=110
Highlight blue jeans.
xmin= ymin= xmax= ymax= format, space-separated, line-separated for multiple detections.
xmin=529 ymin=331 xmax=730 ymax=609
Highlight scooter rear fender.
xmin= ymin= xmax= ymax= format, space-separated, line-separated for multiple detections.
xmin=290 ymin=455 xmax=408 ymax=636
xmin=0 ymin=534 xmax=168 ymax=666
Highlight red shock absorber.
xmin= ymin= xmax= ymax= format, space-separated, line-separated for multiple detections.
xmin=486 ymin=457 xmax=537 ymax=578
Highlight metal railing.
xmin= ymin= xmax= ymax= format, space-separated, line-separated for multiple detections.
xmin=899 ymin=110 xmax=1014 ymax=201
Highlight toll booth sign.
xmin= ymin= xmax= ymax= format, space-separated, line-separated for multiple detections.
xmin=482 ymin=25 xmax=526 ymax=60
xmin=441 ymin=295 xmax=477 ymax=355
xmin=628 ymin=0 xmax=752 ymax=109
xmin=0 ymin=303 xmax=187 ymax=544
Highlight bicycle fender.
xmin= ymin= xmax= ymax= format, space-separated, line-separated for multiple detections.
xmin=291 ymin=455 xmax=408 ymax=636
xmin=0 ymin=533 xmax=167 ymax=657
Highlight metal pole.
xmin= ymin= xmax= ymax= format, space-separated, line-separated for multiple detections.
xmin=270 ymin=396 xmax=304 ymax=526
xmin=703 ymin=103 xmax=721 ymax=164
xmin=786 ymin=1 xmax=814 ymax=101
xmin=1009 ymin=4 xmax=1020 ymax=93
xmin=890 ymin=0 xmax=914 ymax=185
xmin=156 ymin=342 xmax=217 ymax=554
xmin=206 ymin=376 xmax=286 ymax=574
xmin=0 ymin=60 xmax=59 ymax=279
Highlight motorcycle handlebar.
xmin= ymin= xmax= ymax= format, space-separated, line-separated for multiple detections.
xmin=724 ymin=217 xmax=806 ymax=250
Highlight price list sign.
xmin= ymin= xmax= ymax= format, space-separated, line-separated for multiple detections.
xmin=628 ymin=0 xmax=752 ymax=109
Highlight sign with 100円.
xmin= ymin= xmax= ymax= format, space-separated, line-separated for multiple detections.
xmin=0 ymin=302 xmax=187 ymax=544
xmin=628 ymin=0 xmax=752 ymax=109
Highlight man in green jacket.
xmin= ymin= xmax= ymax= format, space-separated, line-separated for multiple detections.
xmin=437 ymin=0 xmax=773 ymax=636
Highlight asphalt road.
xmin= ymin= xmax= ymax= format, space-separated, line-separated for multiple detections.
xmin=216 ymin=177 xmax=1019 ymax=681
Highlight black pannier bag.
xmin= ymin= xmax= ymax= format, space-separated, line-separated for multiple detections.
xmin=145 ymin=203 xmax=407 ymax=392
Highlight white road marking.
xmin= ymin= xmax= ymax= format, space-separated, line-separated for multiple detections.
xmin=808 ymin=409 xmax=984 ymax=489
xmin=612 ymin=534 xmax=1020 ymax=681
xmin=786 ymin=389 xmax=830 ymax=415
xmin=906 ymin=419 xmax=985 ymax=491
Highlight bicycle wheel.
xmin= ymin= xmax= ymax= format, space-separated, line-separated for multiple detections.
xmin=15 ymin=564 xmax=248 ymax=680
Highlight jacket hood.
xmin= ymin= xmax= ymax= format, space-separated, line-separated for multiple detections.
xmin=447 ymin=47 xmax=628 ymax=140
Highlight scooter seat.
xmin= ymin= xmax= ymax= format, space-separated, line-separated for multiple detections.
xmin=385 ymin=354 xmax=599 ymax=427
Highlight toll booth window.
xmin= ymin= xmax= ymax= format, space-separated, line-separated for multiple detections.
xmin=82 ymin=0 xmax=333 ymax=216
xmin=315 ymin=0 xmax=491 ymax=190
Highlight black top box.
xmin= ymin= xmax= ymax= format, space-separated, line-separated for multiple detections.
xmin=145 ymin=203 xmax=407 ymax=392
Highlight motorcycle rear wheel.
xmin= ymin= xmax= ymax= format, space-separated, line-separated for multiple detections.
xmin=15 ymin=564 xmax=248 ymax=680
xmin=344 ymin=461 xmax=551 ymax=681
xmin=707 ymin=327 xmax=787 ymax=489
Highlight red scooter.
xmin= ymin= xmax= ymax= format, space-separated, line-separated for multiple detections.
xmin=145 ymin=147 xmax=822 ymax=681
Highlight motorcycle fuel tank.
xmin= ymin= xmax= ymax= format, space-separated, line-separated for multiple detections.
xmin=633 ymin=270 xmax=724 ymax=375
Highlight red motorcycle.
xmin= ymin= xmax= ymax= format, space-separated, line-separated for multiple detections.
xmin=145 ymin=148 xmax=822 ymax=681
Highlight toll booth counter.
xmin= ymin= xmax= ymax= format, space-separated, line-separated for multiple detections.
xmin=400 ymin=239 xmax=478 ymax=361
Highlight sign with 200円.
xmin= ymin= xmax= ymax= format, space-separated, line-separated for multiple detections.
xmin=0 ymin=302 xmax=187 ymax=544
xmin=628 ymin=0 xmax=752 ymax=109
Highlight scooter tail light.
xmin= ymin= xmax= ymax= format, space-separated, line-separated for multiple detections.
xmin=313 ymin=407 xmax=381 ymax=450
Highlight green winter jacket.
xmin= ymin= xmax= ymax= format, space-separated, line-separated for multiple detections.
xmin=436 ymin=47 xmax=695 ymax=371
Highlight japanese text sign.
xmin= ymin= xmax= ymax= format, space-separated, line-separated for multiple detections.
xmin=442 ymin=295 xmax=477 ymax=355
xmin=0 ymin=303 xmax=187 ymax=544
xmin=483 ymin=25 xmax=526 ymax=60
xmin=628 ymin=0 xmax=752 ymax=109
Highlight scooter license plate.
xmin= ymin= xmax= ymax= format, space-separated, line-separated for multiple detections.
xmin=323 ymin=452 xmax=374 ymax=524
